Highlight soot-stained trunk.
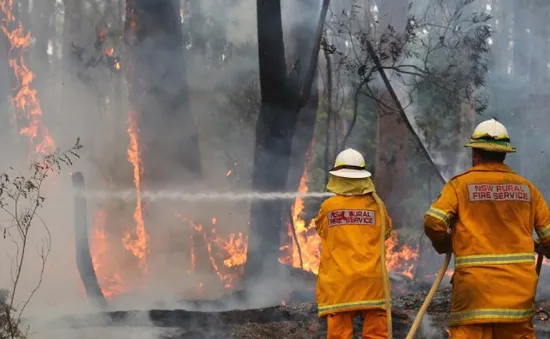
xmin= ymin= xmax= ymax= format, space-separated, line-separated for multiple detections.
xmin=244 ymin=0 xmax=296 ymax=282
xmin=286 ymin=0 xmax=321 ymax=192
xmin=245 ymin=0 xmax=329 ymax=283
xmin=125 ymin=0 xmax=201 ymax=185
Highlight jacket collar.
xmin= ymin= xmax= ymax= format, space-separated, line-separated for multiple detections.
xmin=466 ymin=162 xmax=514 ymax=174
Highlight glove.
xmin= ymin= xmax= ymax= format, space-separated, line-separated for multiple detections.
xmin=535 ymin=240 xmax=550 ymax=259
xmin=432 ymin=236 xmax=453 ymax=254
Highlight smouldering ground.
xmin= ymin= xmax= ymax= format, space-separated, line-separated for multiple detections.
xmin=33 ymin=286 xmax=550 ymax=339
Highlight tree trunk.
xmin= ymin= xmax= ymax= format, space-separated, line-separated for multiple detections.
xmin=125 ymin=0 xmax=202 ymax=187
xmin=244 ymin=0 xmax=294 ymax=283
xmin=374 ymin=0 xmax=409 ymax=230
xmin=286 ymin=0 xmax=321 ymax=191
xmin=188 ymin=0 xmax=206 ymax=55
xmin=493 ymin=0 xmax=512 ymax=74
xmin=511 ymin=0 xmax=529 ymax=174
xmin=244 ymin=0 xmax=330 ymax=284
xmin=30 ymin=0 xmax=56 ymax=135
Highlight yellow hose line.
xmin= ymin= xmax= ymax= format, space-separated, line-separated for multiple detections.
xmin=373 ymin=193 xmax=393 ymax=338
xmin=405 ymin=252 xmax=452 ymax=339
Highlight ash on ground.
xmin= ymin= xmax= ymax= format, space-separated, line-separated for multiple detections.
xmin=38 ymin=284 xmax=550 ymax=339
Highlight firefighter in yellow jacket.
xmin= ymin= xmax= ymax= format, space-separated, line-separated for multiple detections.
xmin=314 ymin=148 xmax=392 ymax=339
xmin=424 ymin=118 xmax=550 ymax=338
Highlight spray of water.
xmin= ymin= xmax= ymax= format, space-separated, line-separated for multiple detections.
xmin=77 ymin=190 xmax=335 ymax=202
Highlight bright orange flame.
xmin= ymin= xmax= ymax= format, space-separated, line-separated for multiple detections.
xmin=91 ymin=209 xmax=125 ymax=299
xmin=384 ymin=232 xmax=419 ymax=279
xmin=1 ymin=0 xmax=55 ymax=154
xmin=279 ymin=140 xmax=420 ymax=279
xmin=122 ymin=111 xmax=149 ymax=272
xmin=279 ymin=140 xmax=320 ymax=273
xmin=178 ymin=214 xmax=248 ymax=290
xmin=279 ymin=166 xmax=320 ymax=274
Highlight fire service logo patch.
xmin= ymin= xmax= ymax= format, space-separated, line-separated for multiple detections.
xmin=328 ymin=209 xmax=376 ymax=227
xmin=467 ymin=183 xmax=531 ymax=202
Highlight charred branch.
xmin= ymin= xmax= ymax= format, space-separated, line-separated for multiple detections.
xmin=72 ymin=172 xmax=108 ymax=308
xmin=365 ymin=39 xmax=446 ymax=184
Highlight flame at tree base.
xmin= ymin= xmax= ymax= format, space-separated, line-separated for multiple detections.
xmin=89 ymin=154 xmax=421 ymax=300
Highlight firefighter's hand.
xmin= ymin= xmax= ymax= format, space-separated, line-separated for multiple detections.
xmin=535 ymin=241 xmax=550 ymax=259
xmin=432 ymin=236 xmax=453 ymax=254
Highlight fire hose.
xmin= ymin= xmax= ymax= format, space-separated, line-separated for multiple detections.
xmin=373 ymin=192 xmax=393 ymax=338
xmin=405 ymin=250 xmax=545 ymax=338
xmin=405 ymin=252 xmax=452 ymax=339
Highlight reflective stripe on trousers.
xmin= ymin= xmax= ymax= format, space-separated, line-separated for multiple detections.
xmin=318 ymin=299 xmax=386 ymax=317
xmin=450 ymin=308 xmax=535 ymax=325
xmin=454 ymin=253 xmax=535 ymax=267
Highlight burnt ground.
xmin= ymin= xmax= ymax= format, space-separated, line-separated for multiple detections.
xmin=40 ymin=263 xmax=550 ymax=338
xmin=44 ymin=285 xmax=550 ymax=339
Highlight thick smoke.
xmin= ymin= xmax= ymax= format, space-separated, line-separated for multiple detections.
xmin=0 ymin=1 xmax=321 ymax=337
xmin=1 ymin=0 xmax=550 ymax=337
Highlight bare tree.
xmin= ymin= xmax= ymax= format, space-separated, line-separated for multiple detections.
xmin=0 ymin=140 xmax=82 ymax=339
xmin=319 ymin=0 xmax=491 ymax=224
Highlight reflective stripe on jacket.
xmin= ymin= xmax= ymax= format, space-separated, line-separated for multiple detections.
xmin=424 ymin=162 xmax=550 ymax=326
xmin=315 ymin=194 xmax=392 ymax=317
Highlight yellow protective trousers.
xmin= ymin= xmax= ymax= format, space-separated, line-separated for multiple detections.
xmin=326 ymin=309 xmax=387 ymax=339
xmin=449 ymin=321 xmax=535 ymax=339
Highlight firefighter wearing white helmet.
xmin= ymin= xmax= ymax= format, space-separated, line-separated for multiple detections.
xmin=464 ymin=118 xmax=516 ymax=153
xmin=424 ymin=118 xmax=550 ymax=338
xmin=329 ymin=148 xmax=372 ymax=178
xmin=314 ymin=148 xmax=394 ymax=338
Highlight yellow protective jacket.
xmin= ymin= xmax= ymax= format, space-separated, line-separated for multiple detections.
xmin=315 ymin=194 xmax=392 ymax=317
xmin=424 ymin=162 xmax=550 ymax=326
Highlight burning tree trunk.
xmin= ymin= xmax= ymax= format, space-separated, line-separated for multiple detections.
xmin=124 ymin=0 xmax=201 ymax=186
xmin=245 ymin=0 xmax=329 ymax=282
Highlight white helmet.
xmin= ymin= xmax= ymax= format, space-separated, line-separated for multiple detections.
xmin=329 ymin=148 xmax=372 ymax=179
xmin=464 ymin=118 xmax=516 ymax=153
